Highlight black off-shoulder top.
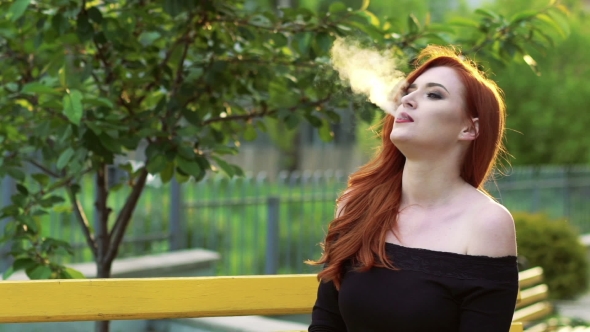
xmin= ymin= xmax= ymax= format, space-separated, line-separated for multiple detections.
xmin=309 ymin=242 xmax=519 ymax=332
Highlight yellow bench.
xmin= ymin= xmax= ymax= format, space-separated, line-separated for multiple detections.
xmin=514 ymin=266 xmax=553 ymax=327
xmin=0 ymin=268 xmax=554 ymax=331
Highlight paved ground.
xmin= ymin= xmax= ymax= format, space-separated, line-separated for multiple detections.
xmin=554 ymin=291 xmax=590 ymax=322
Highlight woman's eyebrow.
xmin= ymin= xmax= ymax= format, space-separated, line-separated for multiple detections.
xmin=407 ymin=82 xmax=450 ymax=93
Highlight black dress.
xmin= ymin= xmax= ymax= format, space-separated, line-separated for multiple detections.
xmin=309 ymin=242 xmax=519 ymax=332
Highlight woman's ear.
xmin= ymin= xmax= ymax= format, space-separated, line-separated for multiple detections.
xmin=459 ymin=117 xmax=479 ymax=140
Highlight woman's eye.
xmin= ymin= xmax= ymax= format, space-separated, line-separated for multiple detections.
xmin=427 ymin=92 xmax=442 ymax=99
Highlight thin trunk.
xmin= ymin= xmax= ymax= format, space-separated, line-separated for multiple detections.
xmin=95 ymin=321 xmax=110 ymax=332
xmin=92 ymin=169 xmax=148 ymax=332
xmin=95 ymin=261 xmax=112 ymax=332
xmin=94 ymin=165 xmax=112 ymax=332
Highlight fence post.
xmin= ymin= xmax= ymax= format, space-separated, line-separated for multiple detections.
xmin=531 ymin=167 xmax=540 ymax=212
xmin=0 ymin=176 xmax=15 ymax=272
xmin=265 ymin=196 xmax=280 ymax=275
xmin=169 ymin=178 xmax=183 ymax=251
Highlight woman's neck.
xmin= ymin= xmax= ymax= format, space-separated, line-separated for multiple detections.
xmin=400 ymin=158 xmax=468 ymax=209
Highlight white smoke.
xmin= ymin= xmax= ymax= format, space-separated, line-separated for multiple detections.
xmin=330 ymin=38 xmax=405 ymax=115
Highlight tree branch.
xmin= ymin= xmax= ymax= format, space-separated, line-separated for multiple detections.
xmin=139 ymin=10 xmax=200 ymax=100
xmin=25 ymin=158 xmax=61 ymax=178
xmin=66 ymin=186 xmax=97 ymax=259
xmin=202 ymin=95 xmax=332 ymax=125
xmin=105 ymin=168 xmax=149 ymax=264
xmin=95 ymin=164 xmax=111 ymax=264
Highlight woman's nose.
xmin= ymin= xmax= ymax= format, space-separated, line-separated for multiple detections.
xmin=400 ymin=93 xmax=416 ymax=109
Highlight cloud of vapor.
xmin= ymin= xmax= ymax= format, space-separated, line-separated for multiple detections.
xmin=330 ymin=38 xmax=405 ymax=115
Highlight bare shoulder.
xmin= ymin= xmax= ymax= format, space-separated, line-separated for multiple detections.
xmin=466 ymin=192 xmax=517 ymax=257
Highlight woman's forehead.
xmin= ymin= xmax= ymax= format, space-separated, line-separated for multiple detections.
xmin=413 ymin=66 xmax=464 ymax=92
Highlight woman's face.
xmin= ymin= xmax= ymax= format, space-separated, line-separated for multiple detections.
xmin=389 ymin=66 xmax=477 ymax=154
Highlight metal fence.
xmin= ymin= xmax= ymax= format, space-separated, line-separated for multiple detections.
xmin=1 ymin=166 xmax=589 ymax=276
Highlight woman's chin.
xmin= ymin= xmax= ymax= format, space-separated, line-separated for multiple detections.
xmin=389 ymin=133 xmax=412 ymax=145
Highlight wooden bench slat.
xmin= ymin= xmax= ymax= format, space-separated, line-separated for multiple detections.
xmin=519 ymin=267 xmax=544 ymax=288
xmin=516 ymin=284 xmax=549 ymax=309
xmin=0 ymin=275 xmax=319 ymax=323
xmin=513 ymin=301 xmax=553 ymax=322
xmin=510 ymin=322 xmax=524 ymax=332
xmin=278 ymin=326 xmax=524 ymax=332
xmin=0 ymin=267 xmax=553 ymax=329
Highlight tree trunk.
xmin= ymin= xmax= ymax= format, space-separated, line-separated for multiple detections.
xmin=95 ymin=260 xmax=113 ymax=332
xmin=95 ymin=166 xmax=113 ymax=332
xmin=91 ymin=168 xmax=148 ymax=332
xmin=95 ymin=319 xmax=110 ymax=332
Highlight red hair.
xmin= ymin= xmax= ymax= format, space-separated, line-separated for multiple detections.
xmin=309 ymin=46 xmax=507 ymax=289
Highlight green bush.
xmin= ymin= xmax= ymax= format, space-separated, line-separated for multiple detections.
xmin=514 ymin=212 xmax=589 ymax=300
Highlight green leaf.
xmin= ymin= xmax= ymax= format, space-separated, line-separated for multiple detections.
xmin=474 ymin=8 xmax=499 ymax=20
xmin=84 ymin=97 xmax=114 ymax=109
xmin=21 ymin=82 xmax=58 ymax=95
xmin=536 ymin=14 xmax=566 ymax=38
xmin=12 ymin=258 xmax=37 ymax=272
xmin=195 ymin=155 xmax=211 ymax=173
xmin=284 ymin=113 xmax=300 ymax=130
xmin=56 ymin=148 xmax=75 ymax=170
xmin=243 ymin=125 xmax=257 ymax=141
xmin=159 ymin=162 xmax=175 ymax=184
xmin=447 ymin=17 xmax=479 ymax=28
xmin=6 ymin=167 xmax=25 ymax=181
xmin=329 ymin=2 xmax=347 ymax=14
xmin=26 ymin=264 xmax=52 ymax=280
xmin=139 ymin=31 xmax=161 ymax=46
xmin=177 ymin=144 xmax=196 ymax=160
xmin=269 ymin=80 xmax=299 ymax=108
xmin=176 ymin=157 xmax=204 ymax=179
xmin=212 ymin=156 xmax=235 ymax=178
xmin=312 ymin=32 xmax=333 ymax=56
xmin=325 ymin=110 xmax=341 ymax=123
xmin=407 ymin=14 xmax=420 ymax=34
xmin=510 ymin=10 xmax=538 ymax=25
xmin=63 ymin=90 xmax=83 ymax=125
xmin=163 ymin=0 xmax=184 ymax=17
xmin=305 ymin=114 xmax=323 ymax=128
xmin=146 ymin=155 xmax=168 ymax=174
xmin=547 ymin=9 xmax=570 ymax=36
xmin=16 ymin=184 xmax=28 ymax=196
xmin=63 ymin=267 xmax=85 ymax=279
xmin=360 ymin=0 xmax=370 ymax=11
xmin=319 ymin=121 xmax=334 ymax=142
xmin=76 ymin=14 xmax=94 ymax=43
xmin=87 ymin=6 xmax=103 ymax=24
xmin=357 ymin=10 xmax=380 ymax=27
xmin=2 ymin=266 xmax=14 ymax=280
xmin=8 ymin=0 xmax=31 ymax=21
xmin=39 ymin=195 xmax=65 ymax=208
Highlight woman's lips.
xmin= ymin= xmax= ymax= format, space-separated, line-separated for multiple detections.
xmin=395 ymin=112 xmax=414 ymax=123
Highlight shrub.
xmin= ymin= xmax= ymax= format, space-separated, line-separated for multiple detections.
xmin=514 ymin=212 xmax=589 ymax=300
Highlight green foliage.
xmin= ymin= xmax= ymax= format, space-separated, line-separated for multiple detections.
xmin=514 ymin=212 xmax=589 ymax=300
xmin=0 ymin=0 xmax=568 ymax=283
xmin=495 ymin=14 xmax=590 ymax=164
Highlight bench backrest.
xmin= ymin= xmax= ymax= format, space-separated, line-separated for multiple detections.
xmin=514 ymin=266 xmax=552 ymax=331
xmin=0 ymin=268 xmax=547 ymax=332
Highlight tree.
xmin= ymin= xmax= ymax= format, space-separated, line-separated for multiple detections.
xmin=480 ymin=0 xmax=590 ymax=165
xmin=0 ymin=0 xmax=567 ymax=331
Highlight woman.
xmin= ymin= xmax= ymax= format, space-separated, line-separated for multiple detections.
xmin=308 ymin=46 xmax=518 ymax=332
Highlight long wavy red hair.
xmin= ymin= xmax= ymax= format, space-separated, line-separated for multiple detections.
xmin=309 ymin=46 xmax=507 ymax=289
